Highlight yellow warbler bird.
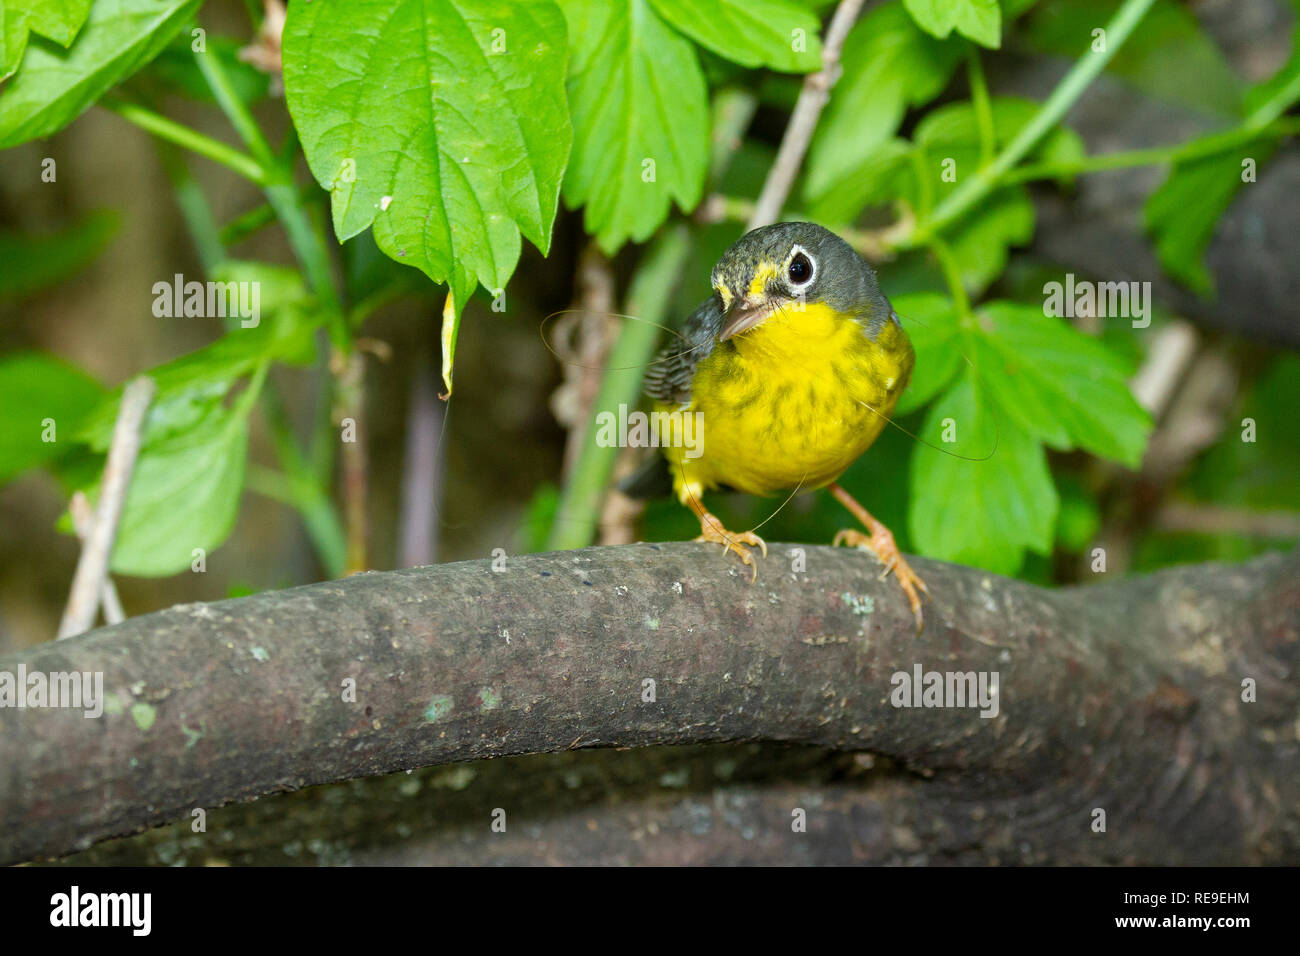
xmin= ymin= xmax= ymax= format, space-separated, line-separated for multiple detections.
xmin=623 ymin=221 xmax=928 ymax=629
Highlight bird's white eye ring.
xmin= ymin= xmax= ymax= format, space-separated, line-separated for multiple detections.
xmin=787 ymin=245 xmax=816 ymax=288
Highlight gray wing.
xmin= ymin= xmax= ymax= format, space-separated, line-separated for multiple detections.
xmin=642 ymin=294 xmax=724 ymax=405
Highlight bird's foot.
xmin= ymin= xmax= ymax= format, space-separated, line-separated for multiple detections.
xmin=696 ymin=511 xmax=766 ymax=583
xmin=833 ymin=528 xmax=928 ymax=633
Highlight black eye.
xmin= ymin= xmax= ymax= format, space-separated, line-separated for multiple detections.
xmin=788 ymin=251 xmax=812 ymax=285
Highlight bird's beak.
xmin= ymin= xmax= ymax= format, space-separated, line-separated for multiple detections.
xmin=719 ymin=296 xmax=778 ymax=341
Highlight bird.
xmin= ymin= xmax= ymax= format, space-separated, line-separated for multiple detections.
xmin=622 ymin=221 xmax=929 ymax=630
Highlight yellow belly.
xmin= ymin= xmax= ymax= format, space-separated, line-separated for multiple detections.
xmin=661 ymin=302 xmax=912 ymax=501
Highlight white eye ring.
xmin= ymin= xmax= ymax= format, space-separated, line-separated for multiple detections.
xmin=786 ymin=244 xmax=816 ymax=289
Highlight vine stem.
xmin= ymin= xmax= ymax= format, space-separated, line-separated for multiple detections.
xmin=101 ymin=98 xmax=268 ymax=185
xmin=1005 ymin=117 xmax=1300 ymax=184
xmin=193 ymin=41 xmax=347 ymax=348
xmin=194 ymin=29 xmax=364 ymax=569
xmin=967 ymin=50 xmax=995 ymax=169
xmin=915 ymin=0 xmax=1158 ymax=241
xmin=930 ymin=237 xmax=972 ymax=323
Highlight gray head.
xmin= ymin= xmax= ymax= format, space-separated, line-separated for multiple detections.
xmin=708 ymin=222 xmax=891 ymax=340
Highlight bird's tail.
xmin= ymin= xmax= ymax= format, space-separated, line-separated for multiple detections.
xmin=616 ymin=452 xmax=674 ymax=500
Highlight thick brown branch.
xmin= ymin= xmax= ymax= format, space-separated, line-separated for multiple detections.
xmin=2 ymin=543 xmax=1297 ymax=865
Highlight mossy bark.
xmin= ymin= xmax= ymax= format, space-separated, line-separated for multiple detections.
xmin=3 ymin=543 xmax=1296 ymax=865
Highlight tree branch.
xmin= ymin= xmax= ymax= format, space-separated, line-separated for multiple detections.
xmin=747 ymin=0 xmax=865 ymax=229
xmin=4 ymin=543 xmax=1297 ymax=865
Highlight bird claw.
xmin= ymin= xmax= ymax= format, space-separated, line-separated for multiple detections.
xmin=697 ymin=513 xmax=766 ymax=583
xmin=833 ymin=528 xmax=927 ymax=633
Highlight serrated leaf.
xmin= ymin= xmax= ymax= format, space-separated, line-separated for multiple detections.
xmin=904 ymin=0 xmax=1001 ymax=49
xmin=914 ymin=96 xmax=1075 ymax=151
xmin=1 ymin=0 xmax=93 ymax=81
xmin=1022 ymin=0 xmax=1244 ymax=118
xmin=0 ymin=209 xmax=118 ymax=300
xmin=647 ymin=0 xmax=821 ymax=72
xmin=810 ymin=95 xmax=1079 ymax=244
xmin=1185 ymin=354 xmax=1300 ymax=511
xmin=0 ymin=352 xmax=105 ymax=483
xmin=909 ymin=370 xmax=1056 ymax=574
xmin=942 ymin=186 xmax=1035 ymax=294
xmin=131 ymin=32 xmax=270 ymax=105
xmin=972 ymin=301 xmax=1151 ymax=466
xmin=1143 ymin=144 xmax=1275 ymax=297
xmin=77 ymin=269 xmax=318 ymax=450
xmin=891 ymin=292 xmax=962 ymax=414
xmin=559 ymin=0 xmax=709 ymax=251
xmin=1243 ymin=6 xmax=1300 ymax=122
xmin=0 ymin=0 xmax=201 ymax=148
xmin=1142 ymin=4 xmax=1299 ymax=295
xmin=105 ymin=388 xmax=253 ymax=576
xmin=805 ymin=138 xmax=913 ymax=223
xmin=1054 ymin=471 xmax=1099 ymax=552
xmin=282 ymin=0 xmax=572 ymax=315
xmin=804 ymin=2 xmax=964 ymax=200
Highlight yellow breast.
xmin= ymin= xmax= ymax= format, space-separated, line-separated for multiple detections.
xmin=661 ymin=301 xmax=912 ymax=501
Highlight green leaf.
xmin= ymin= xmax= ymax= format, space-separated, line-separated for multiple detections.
xmin=890 ymin=292 xmax=962 ymax=414
xmin=1 ymin=0 xmax=93 ymax=81
xmin=1144 ymin=6 xmax=1300 ymax=295
xmin=942 ymin=186 xmax=1035 ymax=295
xmin=1185 ymin=354 xmax=1300 ymax=512
xmin=104 ymin=375 xmax=260 ymax=576
xmin=0 ymin=210 xmax=118 ymax=300
xmin=0 ymin=352 xmax=105 ymax=483
xmin=77 ymin=267 xmax=318 ymax=451
xmin=559 ymin=0 xmax=709 ymax=251
xmin=1243 ymin=5 xmax=1300 ymax=122
xmin=971 ymin=301 xmax=1151 ymax=466
xmin=917 ymin=98 xmax=1080 ymax=292
xmin=1022 ymin=0 xmax=1244 ymax=118
xmin=805 ymin=139 xmax=913 ymax=223
xmin=647 ymin=0 xmax=821 ymax=72
xmin=810 ymin=96 xmax=1079 ymax=277
xmin=209 ymin=259 xmax=314 ymax=320
xmin=1054 ymin=471 xmax=1099 ymax=552
xmin=909 ymin=369 xmax=1056 ymax=574
xmin=903 ymin=0 xmax=1001 ymax=49
xmin=0 ymin=0 xmax=201 ymax=148
xmin=282 ymin=0 xmax=572 ymax=315
xmin=913 ymin=95 xmax=1079 ymax=154
xmin=130 ymin=32 xmax=270 ymax=105
xmin=1143 ymin=143 xmax=1276 ymax=297
xmin=804 ymin=2 xmax=964 ymax=200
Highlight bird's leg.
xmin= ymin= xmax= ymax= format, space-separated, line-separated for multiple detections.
xmin=828 ymin=482 xmax=928 ymax=632
xmin=683 ymin=486 xmax=767 ymax=582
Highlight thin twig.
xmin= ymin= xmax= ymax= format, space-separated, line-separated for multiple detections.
xmin=698 ymin=194 xmax=911 ymax=261
xmin=68 ymin=492 xmax=126 ymax=626
xmin=1155 ymin=502 xmax=1300 ymax=539
xmin=551 ymin=244 xmax=617 ymax=478
xmin=398 ymin=341 xmax=445 ymax=568
xmin=332 ymin=350 xmax=370 ymax=574
xmin=747 ymin=0 xmax=865 ymax=230
xmin=1129 ymin=321 xmax=1200 ymax=417
xmin=57 ymin=376 xmax=155 ymax=640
